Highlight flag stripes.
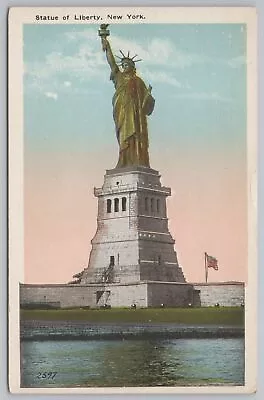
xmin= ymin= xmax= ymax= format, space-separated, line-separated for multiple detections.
xmin=206 ymin=253 xmax=218 ymax=270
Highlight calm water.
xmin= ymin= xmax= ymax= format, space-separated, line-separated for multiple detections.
xmin=21 ymin=338 xmax=244 ymax=387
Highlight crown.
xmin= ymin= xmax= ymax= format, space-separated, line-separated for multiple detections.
xmin=115 ymin=50 xmax=142 ymax=66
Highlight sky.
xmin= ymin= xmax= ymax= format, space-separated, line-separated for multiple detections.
xmin=23 ymin=23 xmax=247 ymax=284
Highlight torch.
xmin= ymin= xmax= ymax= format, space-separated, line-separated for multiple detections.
xmin=98 ymin=24 xmax=110 ymax=51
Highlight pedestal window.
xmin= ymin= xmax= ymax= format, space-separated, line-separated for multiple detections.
xmin=114 ymin=198 xmax=119 ymax=212
xmin=107 ymin=199 xmax=112 ymax=213
xmin=122 ymin=197 xmax=127 ymax=211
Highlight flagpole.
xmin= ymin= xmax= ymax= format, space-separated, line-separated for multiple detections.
xmin=205 ymin=252 xmax=208 ymax=283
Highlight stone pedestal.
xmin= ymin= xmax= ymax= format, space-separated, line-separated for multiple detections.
xmin=81 ymin=166 xmax=185 ymax=285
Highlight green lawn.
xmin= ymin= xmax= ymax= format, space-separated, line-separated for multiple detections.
xmin=20 ymin=307 xmax=244 ymax=326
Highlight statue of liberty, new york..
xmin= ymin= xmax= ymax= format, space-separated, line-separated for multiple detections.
xmin=99 ymin=25 xmax=155 ymax=168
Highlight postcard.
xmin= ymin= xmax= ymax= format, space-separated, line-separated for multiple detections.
xmin=8 ymin=6 xmax=257 ymax=394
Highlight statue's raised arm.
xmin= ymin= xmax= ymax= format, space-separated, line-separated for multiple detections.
xmin=99 ymin=24 xmax=119 ymax=75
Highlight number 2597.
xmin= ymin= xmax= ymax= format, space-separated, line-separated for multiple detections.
xmin=36 ymin=372 xmax=57 ymax=379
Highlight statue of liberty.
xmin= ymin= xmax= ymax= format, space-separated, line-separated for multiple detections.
xmin=99 ymin=25 xmax=155 ymax=168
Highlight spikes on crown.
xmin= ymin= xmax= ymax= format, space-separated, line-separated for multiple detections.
xmin=115 ymin=50 xmax=142 ymax=67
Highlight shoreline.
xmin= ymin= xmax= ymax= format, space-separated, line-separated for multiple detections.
xmin=21 ymin=320 xmax=244 ymax=341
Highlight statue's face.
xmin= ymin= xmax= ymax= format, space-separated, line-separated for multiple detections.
xmin=122 ymin=61 xmax=134 ymax=72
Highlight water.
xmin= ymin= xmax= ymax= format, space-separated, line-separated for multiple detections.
xmin=21 ymin=338 xmax=244 ymax=387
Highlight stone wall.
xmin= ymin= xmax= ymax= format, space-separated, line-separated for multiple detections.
xmin=20 ymin=284 xmax=103 ymax=309
xmin=20 ymin=281 xmax=245 ymax=309
xmin=20 ymin=282 xmax=190 ymax=308
xmin=147 ymin=282 xmax=193 ymax=307
xmin=107 ymin=283 xmax=148 ymax=307
xmin=193 ymin=282 xmax=245 ymax=307
xmin=20 ymin=283 xmax=148 ymax=308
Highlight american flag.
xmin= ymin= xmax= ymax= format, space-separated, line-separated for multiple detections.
xmin=206 ymin=253 xmax=218 ymax=270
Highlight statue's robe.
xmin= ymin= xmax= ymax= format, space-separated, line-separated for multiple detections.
xmin=111 ymin=69 xmax=155 ymax=168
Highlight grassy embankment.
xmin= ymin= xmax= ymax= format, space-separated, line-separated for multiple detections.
xmin=21 ymin=307 xmax=244 ymax=326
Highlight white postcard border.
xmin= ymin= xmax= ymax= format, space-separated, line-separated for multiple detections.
xmin=8 ymin=6 xmax=257 ymax=394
